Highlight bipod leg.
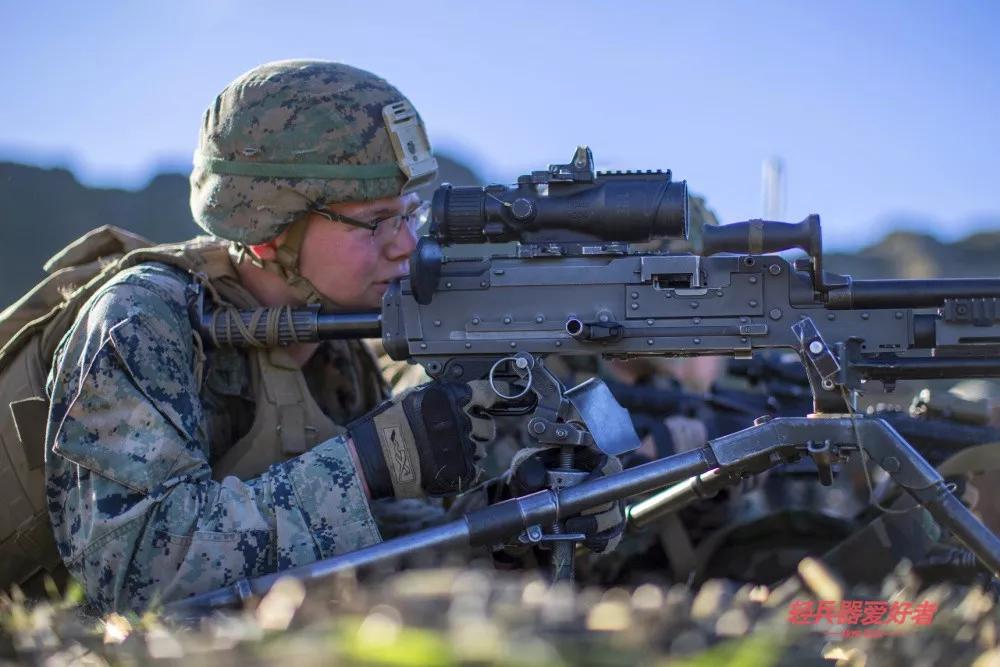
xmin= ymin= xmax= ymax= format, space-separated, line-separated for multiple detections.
xmin=709 ymin=416 xmax=1000 ymax=577
xmin=858 ymin=421 xmax=1000 ymax=576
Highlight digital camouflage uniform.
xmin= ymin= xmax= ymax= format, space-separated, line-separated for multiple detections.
xmin=45 ymin=263 xmax=393 ymax=612
xmin=44 ymin=60 xmax=442 ymax=613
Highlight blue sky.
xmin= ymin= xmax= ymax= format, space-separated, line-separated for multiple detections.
xmin=1 ymin=1 xmax=998 ymax=248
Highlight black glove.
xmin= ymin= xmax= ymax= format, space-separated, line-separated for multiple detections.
xmin=348 ymin=381 xmax=483 ymax=499
xmin=508 ymin=446 xmax=625 ymax=555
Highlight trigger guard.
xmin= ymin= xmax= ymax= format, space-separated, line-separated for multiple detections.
xmin=489 ymin=356 xmax=533 ymax=400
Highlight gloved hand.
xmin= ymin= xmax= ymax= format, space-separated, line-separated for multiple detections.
xmin=508 ymin=446 xmax=625 ymax=554
xmin=348 ymin=381 xmax=492 ymax=499
xmin=564 ymin=451 xmax=625 ymax=554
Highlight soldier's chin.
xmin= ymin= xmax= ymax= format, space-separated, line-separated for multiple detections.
xmin=370 ymin=282 xmax=392 ymax=303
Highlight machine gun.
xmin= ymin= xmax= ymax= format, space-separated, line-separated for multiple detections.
xmin=174 ymin=147 xmax=1000 ymax=611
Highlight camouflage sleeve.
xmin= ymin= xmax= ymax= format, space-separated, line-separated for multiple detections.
xmin=45 ymin=265 xmax=380 ymax=613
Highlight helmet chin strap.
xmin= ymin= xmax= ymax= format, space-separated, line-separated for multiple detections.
xmin=233 ymin=217 xmax=341 ymax=311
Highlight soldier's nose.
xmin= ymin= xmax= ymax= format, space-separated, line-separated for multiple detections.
xmin=385 ymin=224 xmax=418 ymax=261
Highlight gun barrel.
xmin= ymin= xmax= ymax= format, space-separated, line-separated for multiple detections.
xmin=317 ymin=312 xmax=382 ymax=338
xmin=854 ymin=357 xmax=1000 ymax=380
xmin=200 ymin=309 xmax=380 ymax=346
xmin=827 ymin=279 xmax=1000 ymax=309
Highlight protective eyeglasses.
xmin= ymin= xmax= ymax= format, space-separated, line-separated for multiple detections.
xmin=312 ymin=200 xmax=429 ymax=240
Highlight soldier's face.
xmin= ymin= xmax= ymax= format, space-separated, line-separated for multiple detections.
xmin=298 ymin=193 xmax=421 ymax=310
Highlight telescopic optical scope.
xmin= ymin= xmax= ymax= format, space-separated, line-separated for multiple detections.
xmin=428 ymin=146 xmax=689 ymax=246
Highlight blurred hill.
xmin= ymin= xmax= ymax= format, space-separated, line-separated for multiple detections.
xmin=0 ymin=154 xmax=481 ymax=309
xmin=824 ymin=227 xmax=1000 ymax=279
xmin=1 ymin=155 xmax=999 ymax=310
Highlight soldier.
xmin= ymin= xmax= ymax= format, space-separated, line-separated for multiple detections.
xmin=42 ymin=60 xmax=487 ymax=613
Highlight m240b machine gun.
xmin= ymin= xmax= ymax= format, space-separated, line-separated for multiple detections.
xmin=178 ymin=147 xmax=1000 ymax=611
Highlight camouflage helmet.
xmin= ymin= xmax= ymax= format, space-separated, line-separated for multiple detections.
xmin=190 ymin=60 xmax=437 ymax=245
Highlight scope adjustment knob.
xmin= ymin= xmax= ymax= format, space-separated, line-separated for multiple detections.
xmin=510 ymin=197 xmax=536 ymax=221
